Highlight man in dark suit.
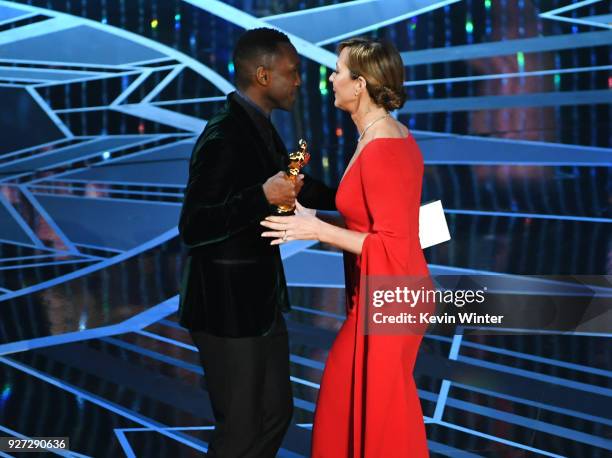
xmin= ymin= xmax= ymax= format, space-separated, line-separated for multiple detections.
xmin=178 ymin=28 xmax=336 ymax=457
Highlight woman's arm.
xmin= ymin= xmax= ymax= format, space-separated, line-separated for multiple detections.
xmin=316 ymin=210 xmax=345 ymax=227
xmin=260 ymin=207 xmax=367 ymax=255
xmin=317 ymin=220 xmax=368 ymax=255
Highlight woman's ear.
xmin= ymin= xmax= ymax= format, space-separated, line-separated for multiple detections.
xmin=356 ymin=75 xmax=367 ymax=94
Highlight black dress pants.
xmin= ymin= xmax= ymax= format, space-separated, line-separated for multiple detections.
xmin=190 ymin=314 xmax=293 ymax=458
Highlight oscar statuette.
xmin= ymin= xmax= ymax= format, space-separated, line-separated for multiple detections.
xmin=275 ymin=139 xmax=310 ymax=215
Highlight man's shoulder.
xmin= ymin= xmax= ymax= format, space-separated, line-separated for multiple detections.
xmin=203 ymin=107 xmax=232 ymax=138
xmin=191 ymin=107 xmax=253 ymax=161
xmin=200 ymin=104 xmax=252 ymax=143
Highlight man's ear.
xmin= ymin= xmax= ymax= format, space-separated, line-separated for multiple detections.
xmin=255 ymin=66 xmax=269 ymax=87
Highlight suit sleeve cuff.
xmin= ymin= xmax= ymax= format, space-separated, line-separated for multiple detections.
xmin=245 ymin=183 xmax=274 ymax=220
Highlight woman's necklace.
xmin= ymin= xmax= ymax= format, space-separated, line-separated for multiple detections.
xmin=357 ymin=113 xmax=389 ymax=142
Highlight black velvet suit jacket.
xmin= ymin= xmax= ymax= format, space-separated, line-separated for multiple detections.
xmin=178 ymin=93 xmax=336 ymax=337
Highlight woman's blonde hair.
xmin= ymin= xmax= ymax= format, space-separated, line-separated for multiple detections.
xmin=338 ymin=37 xmax=406 ymax=111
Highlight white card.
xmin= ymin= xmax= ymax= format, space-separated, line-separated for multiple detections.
xmin=419 ymin=200 xmax=451 ymax=249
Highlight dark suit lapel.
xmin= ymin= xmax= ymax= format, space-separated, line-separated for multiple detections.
xmin=269 ymin=125 xmax=290 ymax=169
xmin=227 ymin=97 xmax=282 ymax=173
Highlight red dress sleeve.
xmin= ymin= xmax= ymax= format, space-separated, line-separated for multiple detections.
xmin=359 ymin=138 xmax=427 ymax=277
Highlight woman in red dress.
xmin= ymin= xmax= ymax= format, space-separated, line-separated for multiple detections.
xmin=261 ymin=38 xmax=430 ymax=457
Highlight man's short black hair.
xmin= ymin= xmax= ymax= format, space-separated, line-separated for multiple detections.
xmin=233 ymin=28 xmax=291 ymax=89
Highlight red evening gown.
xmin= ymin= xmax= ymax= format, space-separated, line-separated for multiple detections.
xmin=311 ymin=134 xmax=430 ymax=458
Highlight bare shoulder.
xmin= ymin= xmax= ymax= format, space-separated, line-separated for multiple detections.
xmin=396 ymin=121 xmax=410 ymax=137
xmin=372 ymin=118 xmax=410 ymax=139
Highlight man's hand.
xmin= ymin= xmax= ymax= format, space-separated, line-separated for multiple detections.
xmin=263 ymin=172 xmax=298 ymax=208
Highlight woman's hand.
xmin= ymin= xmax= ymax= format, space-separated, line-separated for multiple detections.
xmin=261 ymin=201 xmax=321 ymax=245
xmin=295 ymin=200 xmax=316 ymax=217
